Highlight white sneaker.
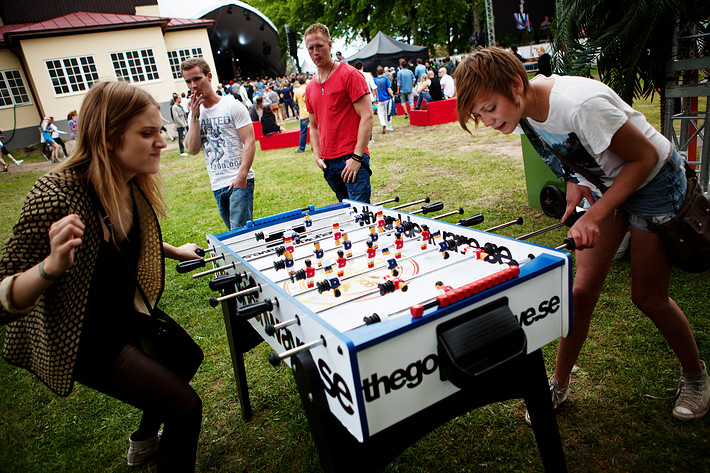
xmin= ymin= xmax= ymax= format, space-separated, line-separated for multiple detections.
xmin=14 ymin=160 xmax=23 ymax=165
xmin=180 ymin=153 xmax=189 ymax=157
xmin=525 ymin=376 xmax=570 ymax=425
xmin=126 ymin=430 xmax=161 ymax=466
xmin=386 ymin=126 xmax=394 ymax=132
xmin=673 ymin=361 xmax=710 ymax=421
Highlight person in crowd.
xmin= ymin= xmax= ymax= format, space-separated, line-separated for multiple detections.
xmin=49 ymin=117 xmax=68 ymax=158
xmin=304 ymin=23 xmax=373 ymax=203
xmin=396 ymin=59 xmax=416 ymax=119
xmin=159 ymin=114 xmax=175 ymax=142
xmin=414 ymin=58 xmax=427 ymax=83
xmin=67 ymin=110 xmax=78 ymax=140
xmin=249 ymin=96 xmax=265 ymax=122
xmin=439 ymin=67 xmax=456 ymax=99
xmin=261 ymin=103 xmax=283 ymax=136
xmin=280 ymin=81 xmax=297 ymax=119
xmin=455 ymin=47 xmax=710 ymax=423
xmin=172 ymin=94 xmax=189 ymax=156
xmin=182 ymin=58 xmax=256 ymax=231
xmin=40 ymin=117 xmax=62 ymax=163
xmin=536 ymin=46 xmax=552 ymax=77
xmin=335 ymin=51 xmax=347 ymax=64
xmin=510 ymin=44 xmax=525 ymax=63
xmin=373 ymin=65 xmax=394 ymax=133
xmin=294 ymin=75 xmax=310 ymax=153
xmin=414 ymin=72 xmax=432 ymax=110
xmin=0 ymin=80 xmax=203 ymax=471
xmin=0 ymin=128 xmax=23 ymax=171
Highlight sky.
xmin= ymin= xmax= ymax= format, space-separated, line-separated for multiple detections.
xmin=156 ymin=0 xmax=365 ymax=72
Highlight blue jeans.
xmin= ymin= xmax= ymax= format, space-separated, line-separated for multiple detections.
xmin=299 ymin=117 xmax=309 ymax=151
xmin=323 ymin=154 xmax=371 ymax=203
xmin=176 ymin=127 xmax=185 ymax=154
xmin=416 ymin=92 xmax=431 ymax=109
xmin=284 ymin=100 xmax=297 ymax=118
xmin=213 ymin=178 xmax=255 ymax=230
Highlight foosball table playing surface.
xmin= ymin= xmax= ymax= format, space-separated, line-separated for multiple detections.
xmin=191 ymin=199 xmax=573 ymax=472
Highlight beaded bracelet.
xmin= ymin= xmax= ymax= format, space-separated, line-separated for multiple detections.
xmin=38 ymin=260 xmax=59 ymax=281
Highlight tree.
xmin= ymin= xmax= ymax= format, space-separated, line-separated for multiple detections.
xmin=555 ymin=0 xmax=710 ymax=108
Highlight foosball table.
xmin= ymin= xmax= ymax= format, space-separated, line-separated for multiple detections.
xmin=182 ymin=198 xmax=573 ymax=472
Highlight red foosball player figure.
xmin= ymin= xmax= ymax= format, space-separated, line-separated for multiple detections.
xmin=376 ymin=210 xmax=386 ymax=233
xmin=332 ymin=219 xmax=342 ymax=246
xmin=463 ymin=246 xmax=486 ymax=260
xmin=284 ymin=234 xmax=295 ymax=254
xmin=304 ymin=213 xmax=312 ymax=228
xmin=313 ymin=241 xmax=324 ymax=266
xmin=368 ymin=225 xmax=378 ymax=246
xmin=394 ymin=232 xmax=404 ymax=258
xmin=366 ymin=241 xmax=377 ymax=268
xmin=342 ymin=232 xmax=353 ymax=258
xmin=336 ymin=249 xmax=347 ymax=277
xmin=304 ymin=259 xmax=316 ymax=288
xmin=420 ymin=225 xmax=431 ymax=250
xmin=435 ymin=280 xmax=454 ymax=294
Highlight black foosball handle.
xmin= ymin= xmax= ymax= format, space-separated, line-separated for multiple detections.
xmin=176 ymin=258 xmax=206 ymax=273
xmin=417 ymin=201 xmax=444 ymax=214
xmin=235 ymin=298 xmax=275 ymax=319
xmin=458 ymin=213 xmax=484 ymax=227
xmin=556 ymin=238 xmax=576 ymax=251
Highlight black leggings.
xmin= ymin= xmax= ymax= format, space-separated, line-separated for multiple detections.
xmin=74 ymin=344 xmax=202 ymax=472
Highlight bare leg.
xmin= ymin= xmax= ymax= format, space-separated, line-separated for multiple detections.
xmin=629 ymin=226 xmax=701 ymax=373
xmin=553 ymin=211 xmax=629 ymax=387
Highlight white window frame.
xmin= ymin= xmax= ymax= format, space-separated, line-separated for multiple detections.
xmin=111 ymin=48 xmax=160 ymax=84
xmin=45 ymin=56 xmax=99 ymax=97
xmin=0 ymin=69 xmax=32 ymax=108
xmin=167 ymin=48 xmax=203 ymax=79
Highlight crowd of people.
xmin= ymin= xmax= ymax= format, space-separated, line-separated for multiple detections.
xmin=0 ymin=20 xmax=707 ymax=473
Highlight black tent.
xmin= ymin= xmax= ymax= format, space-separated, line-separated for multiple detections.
xmin=345 ymin=32 xmax=428 ymax=73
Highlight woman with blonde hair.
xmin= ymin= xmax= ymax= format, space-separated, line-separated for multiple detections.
xmin=0 ymin=80 xmax=203 ymax=471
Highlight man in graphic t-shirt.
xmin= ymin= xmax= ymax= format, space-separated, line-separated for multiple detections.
xmin=182 ymin=57 xmax=256 ymax=230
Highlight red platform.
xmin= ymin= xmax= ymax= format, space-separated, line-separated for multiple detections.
xmin=252 ymin=121 xmax=263 ymax=140
xmin=409 ymin=110 xmax=430 ymax=126
xmin=408 ymin=98 xmax=458 ymax=126
xmin=259 ymin=128 xmax=310 ymax=151
xmin=427 ymin=98 xmax=458 ymax=125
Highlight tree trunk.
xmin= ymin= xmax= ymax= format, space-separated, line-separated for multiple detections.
xmin=410 ymin=3 xmax=419 ymax=43
xmin=472 ymin=0 xmax=481 ymax=34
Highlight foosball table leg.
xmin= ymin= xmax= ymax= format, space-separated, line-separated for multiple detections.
xmin=523 ymin=349 xmax=568 ymax=473
xmin=220 ymin=296 xmax=263 ymax=421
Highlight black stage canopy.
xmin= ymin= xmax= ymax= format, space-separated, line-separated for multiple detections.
xmin=345 ymin=31 xmax=429 ymax=73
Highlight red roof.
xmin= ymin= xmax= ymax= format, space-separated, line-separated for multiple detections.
xmin=1 ymin=11 xmax=214 ymax=43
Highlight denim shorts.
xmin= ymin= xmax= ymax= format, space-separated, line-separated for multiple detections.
xmin=591 ymin=150 xmax=687 ymax=231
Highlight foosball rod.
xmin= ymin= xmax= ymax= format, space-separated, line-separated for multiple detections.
xmin=191 ymin=261 xmax=237 ymax=279
xmin=515 ymin=211 xmax=586 ymax=241
xmin=431 ymin=207 xmax=464 ymax=220
xmin=176 ymin=253 xmax=226 ymax=274
xmin=391 ymin=196 xmax=430 ymax=210
xmin=485 ymin=217 xmax=524 ymax=233
xmin=268 ymin=336 xmax=326 ymax=366
xmin=209 ymin=282 xmax=262 ymax=307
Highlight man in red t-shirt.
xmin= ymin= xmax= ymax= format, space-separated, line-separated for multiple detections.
xmin=304 ymin=23 xmax=374 ymax=203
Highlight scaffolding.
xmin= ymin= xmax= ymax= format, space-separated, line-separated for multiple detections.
xmin=664 ymin=20 xmax=710 ymax=193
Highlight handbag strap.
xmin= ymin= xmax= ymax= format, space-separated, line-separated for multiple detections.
xmin=91 ymin=186 xmax=158 ymax=318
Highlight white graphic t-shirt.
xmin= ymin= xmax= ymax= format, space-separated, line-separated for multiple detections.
xmin=194 ymin=95 xmax=254 ymax=191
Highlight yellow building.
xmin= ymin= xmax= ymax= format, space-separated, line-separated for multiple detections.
xmin=0 ymin=4 xmax=216 ymax=149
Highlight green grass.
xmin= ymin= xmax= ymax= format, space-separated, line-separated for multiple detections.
xmin=1 ymin=102 xmax=709 ymax=472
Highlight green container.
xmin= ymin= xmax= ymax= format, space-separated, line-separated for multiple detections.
xmin=521 ymin=135 xmax=566 ymax=218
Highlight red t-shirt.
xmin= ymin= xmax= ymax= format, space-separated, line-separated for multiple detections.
xmin=305 ymin=63 xmax=370 ymax=159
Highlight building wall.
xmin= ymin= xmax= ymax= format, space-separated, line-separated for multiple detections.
xmin=164 ymin=28 xmax=219 ymax=95
xmin=0 ymin=49 xmax=41 ymax=149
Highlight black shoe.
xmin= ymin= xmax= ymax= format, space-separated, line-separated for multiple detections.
xmin=404 ymin=113 xmax=409 ymax=119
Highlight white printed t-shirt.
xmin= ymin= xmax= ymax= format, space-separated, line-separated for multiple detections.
xmin=521 ymin=75 xmax=671 ymax=193
xmin=192 ymin=95 xmax=255 ymax=191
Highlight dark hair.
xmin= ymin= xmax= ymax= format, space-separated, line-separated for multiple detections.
xmin=354 ymin=61 xmax=363 ymax=70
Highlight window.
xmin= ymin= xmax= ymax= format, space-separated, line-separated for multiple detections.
xmin=167 ymin=48 xmax=203 ymax=79
xmin=111 ymin=49 xmax=160 ymax=83
xmin=0 ymin=70 xmax=31 ymax=106
xmin=45 ymin=56 xmax=99 ymax=95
